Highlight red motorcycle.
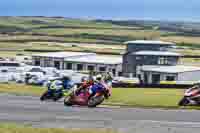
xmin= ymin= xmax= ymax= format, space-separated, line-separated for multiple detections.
xmin=178 ymin=85 xmax=200 ymax=106
xmin=64 ymin=82 xmax=111 ymax=107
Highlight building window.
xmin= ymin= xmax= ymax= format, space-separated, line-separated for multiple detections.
xmin=166 ymin=76 xmax=175 ymax=81
xmin=158 ymin=57 xmax=165 ymax=65
xmin=118 ymin=72 xmax=123 ymax=76
xmin=112 ymin=69 xmax=116 ymax=75
xmin=158 ymin=57 xmax=176 ymax=65
xmin=136 ymin=56 xmax=141 ymax=60
xmin=99 ymin=67 xmax=106 ymax=72
xmin=66 ymin=63 xmax=72 ymax=70
xmin=54 ymin=61 xmax=60 ymax=70
xmin=77 ymin=64 xmax=83 ymax=71
xmin=35 ymin=60 xmax=40 ymax=66
xmin=152 ymin=74 xmax=161 ymax=84
xmin=88 ymin=65 xmax=95 ymax=71
xmin=44 ymin=59 xmax=51 ymax=67
xmin=1 ymin=69 xmax=8 ymax=73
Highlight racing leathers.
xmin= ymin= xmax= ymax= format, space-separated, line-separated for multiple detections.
xmin=74 ymin=80 xmax=94 ymax=95
xmin=88 ymin=82 xmax=106 ymax=97
xmin=48 ymin=79 xmax=74 ymax=96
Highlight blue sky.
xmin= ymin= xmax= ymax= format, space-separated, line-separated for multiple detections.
xmin=0 ymin=0 xmax=199 ymax=21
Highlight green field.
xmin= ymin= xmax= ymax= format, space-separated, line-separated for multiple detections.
xmin=1 ymin=16 xmax=200 ymax=65
xmin=0 ymin=16 xmax=200 ymax=57
xmin=0 ymin=83 xmax=186 ymax=108
xmin=0 ymin=16 xmax=199 ymax=45
xmin=0 ymin=83 xmax=45 ymax=96
xmin=0 ymin=17 xmax=146 ymax=44
xmin=0 ymin=42 xmax=124 ymax=58
xmin=0 ymin=123 xmax=115 ymax=133
xmin=107 ymin=88 xmax=183 ymax=108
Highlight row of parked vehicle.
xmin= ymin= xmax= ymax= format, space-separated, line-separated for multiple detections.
xmin=0 ymin=62 xmax=90 ymax=86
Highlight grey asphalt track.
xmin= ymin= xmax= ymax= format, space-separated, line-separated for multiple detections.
xmin=0 ymin=93 xmax=200 ymax=133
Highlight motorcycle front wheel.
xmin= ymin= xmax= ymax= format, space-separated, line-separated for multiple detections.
xmin=178 ymin=97 xmax=190 ymax=106
xmin=40 ymin=91 xmax=50 ymax=101
xmin=64 ymin=96 xmax=73 ymax=106
xmin=88 ymin=96 xmax=105 ymax=108
xmin=53 ymin=92 xmax=63 ymax=101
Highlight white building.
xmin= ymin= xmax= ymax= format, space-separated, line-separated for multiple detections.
xmin=32 ymin=52 xmax=95 ymax=70
xmin=32 ymin=52 xmax=122 ymax=76
xmin=141 ymin=65 xmax=200 ymax=85
xmin=64 ymin=55 xmax=122 ymax=76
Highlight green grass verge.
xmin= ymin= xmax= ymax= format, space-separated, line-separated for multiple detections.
xmin=0 ymin=83 xmax=188 ymax=109
xmin=106 ymin=88 xmax=183 ymax=108
xmin=0 ymin=123 xmax=116 ymax=133
xmin=0 ymin=83 xmax=44 ymax=96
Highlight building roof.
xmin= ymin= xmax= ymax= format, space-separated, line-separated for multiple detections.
xmin=64 ymin=55 xmax=122 ymax=65
xmin=132 ymin=51 xmax=182 ymax=56
xmin=32 ymin=52 xmax=95 ymax=58
xmin=124 ymin=40 xmax=175 ymax=45
xmin=0 ymin=60 xmax=21 ymax=64
xmin=141 ymin=65 xmax=200 ymax=73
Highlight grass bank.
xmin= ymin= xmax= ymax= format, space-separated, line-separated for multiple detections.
xmin=0 ymin=83 xmax=186 ymax=109
xmin=0 ymin=123 xmax=116 ymax=133
xmin=0 ymin=83 xmax=44 ymax=96
xmin=106 ymin=88 xmax=183 ymax=108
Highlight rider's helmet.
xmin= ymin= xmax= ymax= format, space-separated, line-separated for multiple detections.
xmin=81 ymin=76 xmax=88 ymax=82
xmin=95 ymin=74 xmax=102 ymax=82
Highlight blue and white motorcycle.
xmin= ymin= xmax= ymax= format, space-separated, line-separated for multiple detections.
xmin=40 ymin=79 xmax=74 ymax=101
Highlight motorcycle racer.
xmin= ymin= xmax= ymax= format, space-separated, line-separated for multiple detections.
xmin=88 ymin=74 xmax=107 ymax=98
xmin=47 ymin=74 xmax=74 ymax=97
xmin=64 ymin=74 xmax=111 ymax=107
xmin=73 ymin=76 xmax=94 ymax=96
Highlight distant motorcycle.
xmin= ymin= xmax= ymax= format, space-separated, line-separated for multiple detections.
xmin=40 ymin=89 xmax=66 ymax=101
xmin=64 ymin=82 xmax=111 ymax=107
xmin=178 ymin=85 xmax=200 ymax=106
xmin=40 ymin=80 xmax=73 ymax=101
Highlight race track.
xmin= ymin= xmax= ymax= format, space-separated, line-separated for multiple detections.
xmin=0 ymin=94 xmax=200 ymax=133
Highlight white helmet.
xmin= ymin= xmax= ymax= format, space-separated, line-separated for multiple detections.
xmin=95 ymin=74 xmax=102 ymax=81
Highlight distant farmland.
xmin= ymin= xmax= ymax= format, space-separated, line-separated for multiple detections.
xmin=0 ymin=16 xmax=200 ymax=58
